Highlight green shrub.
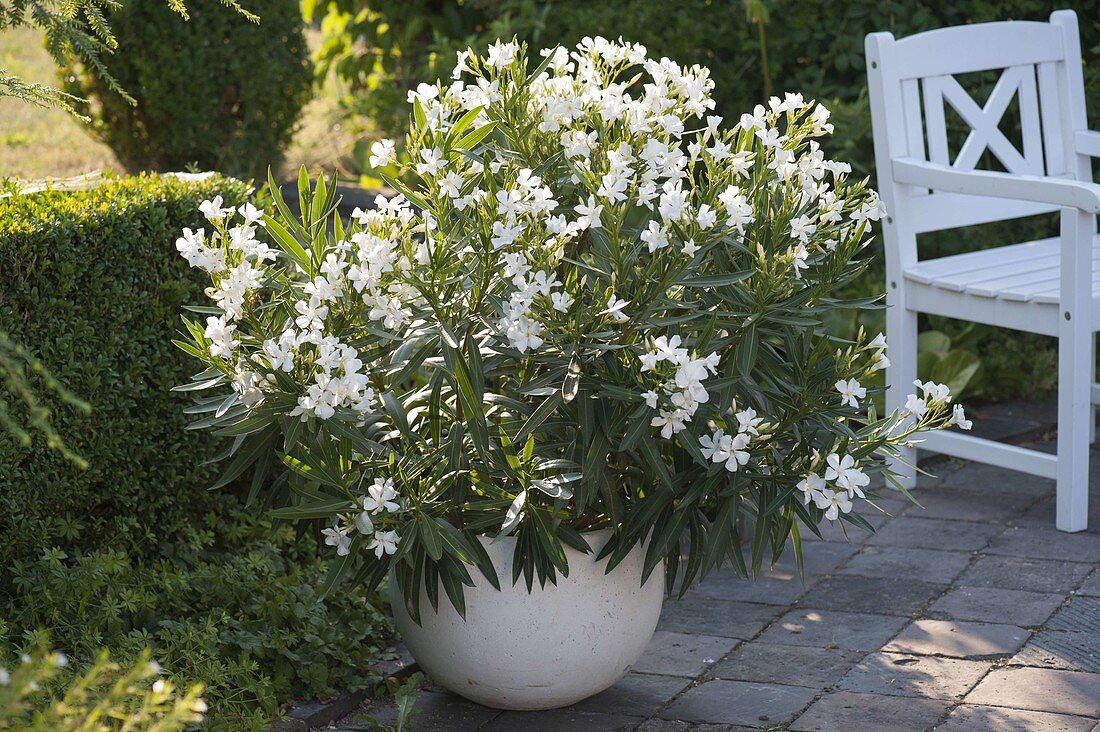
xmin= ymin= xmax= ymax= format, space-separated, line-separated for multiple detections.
xmin=63 ymin=1 xmax=312 ymax=181
xmin=0 ymin=173 xmax=251 ymax=569
xmin=3 ymin=503 xmax=393 ymax=729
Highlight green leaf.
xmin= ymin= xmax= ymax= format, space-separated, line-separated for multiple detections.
xmin=263 ymin=215 xmax=312 ymax=271
xmin=930 ymin=349 xmax=980 ymax=397
xmin=418 ymin=514 xmax=444 ymax=561
xmin=497 ymin=490 xmax=526 ymax=538
xmin=320 ymin=549 xmax=356 ymax=598
xmin=680 ymin=271 xmax=753 ymax=288
xmin=454 ymin=122 xmax=498 ymax=152
xmin=269 ymin=496 xmax=350 ymax=520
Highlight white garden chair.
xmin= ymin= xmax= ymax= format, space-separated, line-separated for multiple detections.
xmin=866 ymin=10 xmax=1100 ymax=532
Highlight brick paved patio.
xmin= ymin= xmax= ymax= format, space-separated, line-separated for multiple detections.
xmin=333 ymin=412 xmax=1100 ymax=732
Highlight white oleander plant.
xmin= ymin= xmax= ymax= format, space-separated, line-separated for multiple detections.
xmin=174 ymin=37 xmax=970 ymax=620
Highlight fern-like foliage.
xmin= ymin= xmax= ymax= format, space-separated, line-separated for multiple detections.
xmin=0 ymin=0 xmax=257 ymax=112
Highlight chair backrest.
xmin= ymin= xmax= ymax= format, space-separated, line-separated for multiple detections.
xmin=866 ymin=10 xmax=1089 ymax=264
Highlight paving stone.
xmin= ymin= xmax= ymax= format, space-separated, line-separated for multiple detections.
xmin=691 ymin=569 xmax=809 ymax=606
xmin=1013 ymin=498 xmax=1100 ymax=530
xmin=660 ymin=679 xmax=817 ymax=726
xmin=937 ymin=704 xmax=1097 ymax=731
xmin=657 ymin=596 xmax=780 ymax=640
xmin=866 ymin=516 xmax=1003 ymax=552
xmin=928 ymin=586 xmax=1064 ymax=627
xmin=788 ymin=691 xmax=948 ymax=731
xmin=839 ymin=545 xmax=972 ymax=584
xmin=798 ymin=574 xmax=946 ymax=617
xmin=630 ymin=631 xmax=738 ymax=678
xmin=1014 ymin=629 xmax=1100 ymax=672
xmin=343 ymin=689 xmax=500 ymax=731
xmin=483 ymin=709 xmax=641 ymax=731
xmin=635 ymin=720 xmax=747 ymax=732
xmin=836 ymin=652 xmax=988 ymax=699
xmin=986 ymin=526 xmax=1100 ymax=563
xmin=801 ymin=512 xmax=890 ymax=542
xmin=904 ymin=488 xmax=1033 ymax=523
xmin=966 ymin=667 xmax=1100 ymax=716
xmin=569 ymin=673 xmax=690 ymax=718
xmin=883 ymin=619 xmax=1030 ymax=659
xmin=939 ymin=460 xmax=1055 ymax=496
xmin=757 ymin=608 xmax=908 ymax=652
xmin=1013 ymin=597 xmax=1100 ymax=673
xmin=710 ymin=641 xmax=863 ymax=690
xmin=1078 ymin=570 xmax=1100 ymax=596
xmin=958 ymin=555 xmax=1094 ymax=593
xmin=1045 ymin=596 xmax=1100 ymax=634
xmin=770 ymin=541 xmax=862 ymax=574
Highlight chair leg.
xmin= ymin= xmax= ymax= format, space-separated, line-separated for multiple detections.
xmin=1056 ymin=208 xmax=1092 ymax=533
xmin=886 ymin=301 xmax=918 ymax=490
xmin=1092 ymin=333 xmax=1097 ymax=444
xmin=1057 ymin=331 xmax=1090 ymax=532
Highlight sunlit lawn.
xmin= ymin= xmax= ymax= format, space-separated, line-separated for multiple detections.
xmin=0 ymin=26 xmax=363 ymax=183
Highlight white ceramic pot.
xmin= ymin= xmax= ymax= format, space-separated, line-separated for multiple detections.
xmin=388 ymin=528 xmax=664 ymax=710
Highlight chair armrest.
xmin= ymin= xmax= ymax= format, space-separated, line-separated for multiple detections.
xmin=1075 ymin=130 xmax=1100 ymax=158
xmin=893 ymin=158 xmax=1100 ymax=213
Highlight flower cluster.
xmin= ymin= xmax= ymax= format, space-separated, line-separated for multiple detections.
xmin=176 ymin=37 xmax=971 ymax=612
xmin=323 ymin=477 xmax=403 ymax=558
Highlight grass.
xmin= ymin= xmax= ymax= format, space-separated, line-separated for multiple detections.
xmin=0 ymin=26 xmax=118 ymax=180
xmin=0 ymin=26 xmax=364 ymax=184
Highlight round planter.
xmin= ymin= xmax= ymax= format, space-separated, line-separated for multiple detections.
xmin=388 ymin=528 xmax=664 ymax=710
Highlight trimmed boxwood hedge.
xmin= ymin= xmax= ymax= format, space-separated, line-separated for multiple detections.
xmin=0 ymin=173 xmax=251 ymax=568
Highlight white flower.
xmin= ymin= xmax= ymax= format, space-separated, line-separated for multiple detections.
xmin=695 ymin=204 xmax=717 ymax=229
xmin=485 ymin=40 xmax=518 ymax=70
xmin=641 ymin=390 xmax=659 ymax=409
xmin=813 ymin=489 xmax=852 ymax=520
xmin=368 ymin=530 xmax=400 ymax=558
xmin=789 ymin=215 xmax=816 ymax=243
xmin=574 ymin=197 xmax=604 ymax=230
xmin=322 ymin=521 xmax=352 ymax=556
xmin=453 ymin=50 xmax=471 ymax=79
xmin=869 ymin=352 xmax=890 ymax=372
xmin=681 ymin=239 xmax=700 ymax=257
xmin=652 ymin=335 xmax=687 ymax=363
xmin=824 ymin=453 xmax=869 ymax=496
xmin=238 ymin=202 xmax=264 ymax=225
xmin=651 ymin=409 xmax=686 ymax=439
xmin=640 ymin=221 xmax=670 ymax=252
xmin=835 ymin=378 xmax=866 ymax=408
xmin=203 ymin=316 xmax=238 ymax=358
xmin=904 ymin=393 xmax=928 ymax=418
xmin=550 ymin=291 xmax=573 ymax=313
xmin=415 ymin=147 xmax=445 ymax=176
xmin=602 ymin=294 xmax=630 ymax=322
xmin=369 ymin=138 xmax=397 ymax=168
xmin=796 ymin=473 xmax=826 ymax=506
xmin=199 ymin=196 xmax=234 ymax=222
xmin=491 ymin=220 xmax=525 ymax=249
xmin=950 ymin=404 xmax=973 ymax=430
xmin=914 ymin=379 xmax=951 ymax=403
xmin=505 ymin=315 xmax=544 ymax=353
xmin=791 ymin=243 xmax=810 ymax=278
xmin=735 ymin=408 xmax=763 ymax=435
xmin=294 ymin=296 xmax=329 ymax=331
xmin=362 ymin=477 xmax=400 ymax=514
xmin=699 ymin=429 xmax=751 ymax=472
